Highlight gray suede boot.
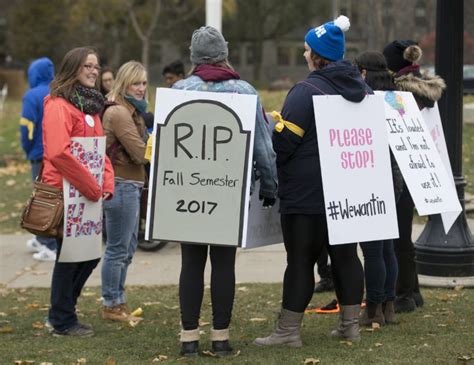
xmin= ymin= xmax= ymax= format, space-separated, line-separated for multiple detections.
xmin=254 ymin=308 xmax=304 ymax=347
xmin=359 ymin=302 xmax=385 ymax=327
xmin=330 ymin=304 xmax=361 ymax=342
xmin=383 ymin=301 xmax=398 ymax=325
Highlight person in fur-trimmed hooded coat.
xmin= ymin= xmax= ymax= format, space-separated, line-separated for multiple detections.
xmin=383 ymin=40 xmax=446 ymax=313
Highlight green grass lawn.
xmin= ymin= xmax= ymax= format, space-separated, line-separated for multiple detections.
xmin=0 ymin=284 xmax=473 ymax=364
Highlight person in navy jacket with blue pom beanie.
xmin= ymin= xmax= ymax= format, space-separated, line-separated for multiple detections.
xmin=255 ymin=16 xmax=370 ymax=347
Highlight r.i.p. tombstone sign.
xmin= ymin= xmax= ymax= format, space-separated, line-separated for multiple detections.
xmin=146 ymin=88 xmax=257 ymax=246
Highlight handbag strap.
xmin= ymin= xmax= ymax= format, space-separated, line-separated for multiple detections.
xmin=35 ymin=163 xmax=44 ymax=183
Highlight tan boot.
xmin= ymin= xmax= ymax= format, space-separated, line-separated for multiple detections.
xmin=359 ymin=302 xmax=385 ymax=327
xmin=102 ymin=305 xmax=142 ymax=322
xmin=254 ymin=308 xmax=304 ymax=347
xmin=330 ymin=304 xmax=361 ymax=342
xmin=383 ymin=301 xmax=398 ymax=325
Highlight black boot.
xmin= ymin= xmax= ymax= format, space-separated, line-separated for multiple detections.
xmin=314 ymin=277 xmax=334 ymax=293
xmin=394 ymin=296 xmax=416 ymax=313
xmin=180 ymin=341 xmax=199 ymax=357
xmin=180 ymin=329 xmax=199 ymax=357
xmin=413 ymin=276 xmax=424 ymax=307
xmin=211 ymin=328 xmax=233 ymax=357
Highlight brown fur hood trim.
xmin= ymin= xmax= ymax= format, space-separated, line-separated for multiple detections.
xmin=394 ymin=73 xmax=446 ymax=102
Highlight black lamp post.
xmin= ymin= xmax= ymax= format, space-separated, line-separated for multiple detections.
xmin=414 ymin=0 xmax=474 ymax=279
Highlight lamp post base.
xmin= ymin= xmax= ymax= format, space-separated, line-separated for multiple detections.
xmin=418 ymin=274 xmax=474 ymax=288
xmin=415 ymin=213 xmax=474 ymax=279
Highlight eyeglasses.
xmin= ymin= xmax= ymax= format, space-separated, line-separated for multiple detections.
xmin=83 ymin=64 xmax=101 ymax=72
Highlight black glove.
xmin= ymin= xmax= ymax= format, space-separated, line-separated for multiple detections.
xmin=259 ymin=194 xmax=276 ymax=208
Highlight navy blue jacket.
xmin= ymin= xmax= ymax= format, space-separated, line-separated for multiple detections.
xmin=273 ymin=60 xmax=372 ymax=214
xmin=20 ymin=57 xmax=54 ymax=161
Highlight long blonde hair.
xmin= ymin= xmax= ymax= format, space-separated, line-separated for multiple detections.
xmin=107 ymin=61 xmax=147 ymax=104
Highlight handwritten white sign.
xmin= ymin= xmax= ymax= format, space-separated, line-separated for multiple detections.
xmin=146 ymin=88 xmax=256 ymax=247
xmin=60 ymin=137 xmax=105 ymax=262
xmin=422 ymin=103 xmax=461 ymax=233
xmin=378 ymin=91 xmax=461 ymax=219
xmin=313 ymin=95 xmax=398 ymax=245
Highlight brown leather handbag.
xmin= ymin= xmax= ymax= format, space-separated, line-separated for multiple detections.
xmin=20 ymin=165 xmax=64 ymax=238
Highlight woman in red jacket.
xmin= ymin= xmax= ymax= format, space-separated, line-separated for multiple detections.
xmin=43 ymin=47 xmax=114 ymax=337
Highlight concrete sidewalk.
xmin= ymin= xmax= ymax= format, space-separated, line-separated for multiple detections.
xmin=1 ymin=221 xmax=472 ymax=288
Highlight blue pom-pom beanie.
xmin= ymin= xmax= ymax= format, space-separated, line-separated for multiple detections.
xmin=304 ymin=15 xmax=350 ymax=61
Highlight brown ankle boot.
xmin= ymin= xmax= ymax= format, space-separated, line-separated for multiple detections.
xmin=102 ymin=305 xmax=142 ymax=322
xmin=254 ymin=308 xmax=304 ymax=347
xmin=330 ymin=304 xmax=361 ymax=342
xmin=359 ymin=302 xmax=385 ymax=327
xmin=383 ymin=301 xmax=398 ymax=324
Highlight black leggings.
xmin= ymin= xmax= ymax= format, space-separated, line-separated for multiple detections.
xmin=394 ymin=185 xmax=421 ymax=298
xmin=281 ymin=214 xmax=364 ymax=312
xmin=179 ymin=243 xmax=236 ymax=330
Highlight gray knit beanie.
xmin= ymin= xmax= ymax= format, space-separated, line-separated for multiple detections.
xmin=190 ymin=26 xmax=228 ymax=65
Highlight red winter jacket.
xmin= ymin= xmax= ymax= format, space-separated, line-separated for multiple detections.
xmin=42 ymin=95 xmax=114 ymax=201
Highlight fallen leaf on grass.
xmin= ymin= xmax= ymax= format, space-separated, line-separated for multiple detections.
xmin=128 ymin=319 xmax=141 ymax=327
xmin=423 ymin=314 xmax=433 ymax=318
xmin=202 ymin=350 xmax=217 ymax=357
xmin=339 ymin=340 xmax=352 ymax=346
xmin=199 ymin=321 xmax=210 ymax=326
xmin=14 ymin=361 xmax=34 ymax=365
xmin=16 ymin=297 xmax=27 ymax=302
xmin=151 ymin=355 xmax=168 ymax=362
xmin=375 ymin=343 xmax=383 ymax=347
xmin=32 ymin=321 xmax=44 ymax=329
xmin=105 ymin=358 xmax=117 ymax=365
xmin=81 ymin=292 xmax=96 ymax=297
xmin=0 ymin=312 xmax=6 ymax=317
xmin=164 ymin=305 xmax=179 ymax=310
xmin=234 ymin=350 xmax=241 ymax=357
xmin=0 ymin=325 xmax=14 ymax=333
xmin=199 ymin=330 xmax=206 ymax=335
xmin=6 ymin=179 xmax=15 ymax=186
xmin=372 ymin=322 xmax=380 ymax=330
xmin=458 ymin=355 xmax=473 ymax=361
xmin=304 ymin=358 xmax=321 ymax=364
xmin=144 ymin=301 xmax=161 ymax=306
xmin=131 ymin=307 xmax=143 ymax=317
xmin=237 ymin=286 xmax=249 ymax=292
xmin=26 ymin=303 xmax=40 ymax=309
xmin=249 ymin=317 xmax=267 ymax=322
xmin=39 ymin=362 xmax=53 ymax=365
xmin=454 ymin=285 xmax=464 ymax=291
xmin=437 ymin=324 xmax=447 ymax=327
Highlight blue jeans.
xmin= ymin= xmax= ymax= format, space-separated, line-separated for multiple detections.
xmin=360 ymin=240 xmax=398 ymax=304
xmin=101 ymin=181 xmax=141 ymax=307
xmin=31 ymin=160 xmax=57 ymax=252
xmin=49 ymin=239 xmax=100 ymax=331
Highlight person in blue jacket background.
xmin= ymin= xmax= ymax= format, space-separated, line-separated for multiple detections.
xmin=20 ymin=56 xmax=58 ymax=261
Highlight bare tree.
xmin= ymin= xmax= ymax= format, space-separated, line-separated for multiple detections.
xmin=129 ymin=0 xmax=162 ymax=72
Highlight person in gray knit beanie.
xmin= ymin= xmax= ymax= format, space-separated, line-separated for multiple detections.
xmin=190 ymin=26 xmax=228 ymax=65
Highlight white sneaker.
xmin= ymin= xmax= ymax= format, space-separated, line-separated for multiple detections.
xmin=27 ymin=237 xmax=45 ymax=253
xmin=33 ymin=247 xmax=57 ymax=262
